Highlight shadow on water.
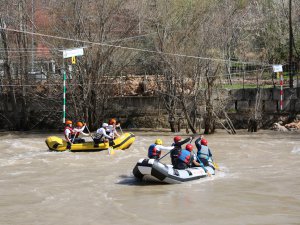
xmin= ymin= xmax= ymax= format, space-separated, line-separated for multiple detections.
xmin=116 ymin=174 xmax=168 ymax=186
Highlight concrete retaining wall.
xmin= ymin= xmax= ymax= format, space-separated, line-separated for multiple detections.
xmin=105 ymin=87 xmax=300 ymax=129
xmin=1 ymin=87 xmax=300 ymax=129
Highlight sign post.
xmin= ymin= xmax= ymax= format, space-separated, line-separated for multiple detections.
xmin=61 ymin=48 xmax=84 ymax=123
xmin=63 ymin=70 xmax=66 ymax=123
xmin=272 ymin=65 xmax=283 ymax=111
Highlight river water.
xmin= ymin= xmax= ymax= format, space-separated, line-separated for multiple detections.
xmin=0 ymin=130 xmax=299 ymax=225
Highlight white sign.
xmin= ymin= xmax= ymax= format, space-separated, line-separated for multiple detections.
xmin=63 ymin=48 xmax=84 ymax=58
xmin=272 ymin=64 xmax=283 ymax=73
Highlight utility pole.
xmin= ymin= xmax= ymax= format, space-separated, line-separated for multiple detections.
xmin=289 ymin=0 xmax=293 ymax=88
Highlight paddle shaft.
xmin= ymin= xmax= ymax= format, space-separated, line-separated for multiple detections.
xmin=71 ymin=132 xmax=77 ymax=143
xmin=119 ymin=125 xmax=123 ymax=134
xmin=192 ymin=150 xmax=208 ymax=173
xmin=159 ymin=136 xmax=193 ymax=161
xmin=158 ymin=150 xmax=171 ymax=161
xmin=84 ymin=124 xmax=95 ymax=141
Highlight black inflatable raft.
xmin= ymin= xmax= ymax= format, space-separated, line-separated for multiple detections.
xmin=133 ymin=158 xmax=215 ymax=184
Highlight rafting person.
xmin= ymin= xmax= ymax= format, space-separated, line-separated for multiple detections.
xmin=195 ymin=136 xmax=213 ymax=166
xmin=93 ymin=123 xmax=113 ymax=147
xmin=148 ymin=139 xmax=174 ymax=160
xmin=177 ymin=144 xmax=200 ymax=169
xmin=107 ymin=118 xmax=120 ymax=139
xmin=64 ymin=120 xmax=75 ymax=149
xmin=73 ymin=122 xmax=89 ymax=144
xmin=170 ymin=136 xmax=193 ymax=169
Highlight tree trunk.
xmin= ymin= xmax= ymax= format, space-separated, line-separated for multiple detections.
xmin=180 ymin=97 xmax=197 ymax=134
xmin=0 ymin=18 xmax=18 ymax=129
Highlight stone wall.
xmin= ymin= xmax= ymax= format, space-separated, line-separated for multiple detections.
xmin=105 ymin=87 xmax=300 ymax=129
xmin=1 ymin=87 xmax=300 ymax=130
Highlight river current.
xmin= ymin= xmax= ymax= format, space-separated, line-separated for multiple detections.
xmin=0 ymin=130 xmax=299 ymax=225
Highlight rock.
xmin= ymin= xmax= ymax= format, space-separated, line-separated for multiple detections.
xmin=285 ymin=121 xmax=300 ymax=130
xmin=272 ymin=122 xmax=288 ymax=132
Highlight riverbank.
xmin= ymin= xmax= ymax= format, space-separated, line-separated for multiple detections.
xmin=1 ymin=87 xmax=300 ymax=131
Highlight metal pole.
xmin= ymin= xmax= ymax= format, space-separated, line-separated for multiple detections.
xmin=280 ymin=72 xmax=283 ymax=111
xmin=63 ymin=69 xmax=66 ymax=123
xmin=289 ymin=0 xmax=293 ymax=88
xmin=31 ymin=0 xmax=35 ymax=73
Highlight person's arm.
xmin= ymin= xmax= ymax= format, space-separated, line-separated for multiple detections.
xmin=192 ymin=151 xmax=208 ymax=172
xmin=114 ymin=132 xmax=120 ymax=137
xmin=73 ymin=125 xmax=86 ymax=133
xmin=113 ymin=129 xmax=120 ymax=137
xmin=208 ymin=148 xmax=212 ymax=157
xmin=102 ymin=129 xmax=112 ymax=139
xmin=195 ymin=137 xmax=201 ymax=150
xmin=158 ymin=145 xmax=174 ymax=151
xmin=64 ymin=129 xmax=72 ymax=143
xmin=192 ymin=159 xmax=200 ymax=166
xmin=81 ymin=131 xmax=90 ymax=136
xmin=178 ymin=137 xmax=193 ymax=146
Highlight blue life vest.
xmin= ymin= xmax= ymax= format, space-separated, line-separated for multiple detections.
xmin=197 ymin=145 xmax=209 ymax=160
xmin=178 ymin=149 xmax=191 ymax=164
xmin=148 ymin=144 xmax=159 ymax=158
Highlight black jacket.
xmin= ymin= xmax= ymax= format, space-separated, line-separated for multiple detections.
xmin=170 ymin=137 xmax=192 ymax=168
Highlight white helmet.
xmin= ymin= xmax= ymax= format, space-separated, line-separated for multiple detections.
xmin=102 ymin=123 xmax=108 ymax=128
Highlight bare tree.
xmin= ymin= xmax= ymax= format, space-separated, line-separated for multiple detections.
xmin=44 ymin=0 xmax=140 ymax=129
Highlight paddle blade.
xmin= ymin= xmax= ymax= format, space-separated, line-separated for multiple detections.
xmin=108 ymin=147 xmax=115 ymax=155
xmin=213 ymin=162 xmax=220 ymax=170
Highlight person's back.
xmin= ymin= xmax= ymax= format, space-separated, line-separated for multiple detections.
xmin=196 ymin=138 xmax=212 ymax=166
xmin=64 ymin=120 xmax=75 ymax=149
xmin=170 ymin=136 xmax=192 ymax=168
xmin=108 ymin=118 xmax=120 ymax=138
xmin=73 ymin=122 xmax=89 ymax=143
xmin=94 ymin=123 xmax=112 ymax=147
xmin=148 ymin=139 xmax=173 ymax=160
xmin=177 ymin=144 xmax=194 ymax=169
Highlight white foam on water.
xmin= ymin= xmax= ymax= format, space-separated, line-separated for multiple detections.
xmin=0 ymin=147 xmax=54 ymax=167
xmin=8 ymin=170 xmax=36 ymax=176
xmin=291 ymin=146 xmax=300 ymax=154
xmin=260 ymin=164 xmax=273 ymax=168
xmin=113 ymin=152 xmax=134 ymax=163
xmin=215 ymin=165 xmax=241 ymax=179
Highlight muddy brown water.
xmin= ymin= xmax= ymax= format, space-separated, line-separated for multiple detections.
xmin=0 ymin=130 xmax=299 ymax=225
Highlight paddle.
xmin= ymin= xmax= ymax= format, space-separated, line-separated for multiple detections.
xmin=193 ymin=149 xmax=211 ymax=177
xmin=118 ymin=123 xmax=123 ymax=135
xmin=83 ymin=124 xmax=94 ymax=141
xmin=108 ymin=146 xmax=115 ymax=155
xmin=109 ymin=126 xmax=115 ymax=155
xmin=158 ymin=148 xmax=173 ymax=161
xmin=211 ymin=157 xmax=220 ymax=170
xmin=71 ymin=132 xmax=77 ymax=143
xmin=158 ymin=135 xmax=194 ymax=161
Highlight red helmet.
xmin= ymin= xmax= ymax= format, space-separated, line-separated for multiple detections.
xmin=186 ymin=144 xmax=193 ymax=152
xmin=201 ymin=139 xmax=208 ymax=146
xmin=174 ymin=136 xmax=182 ymax=143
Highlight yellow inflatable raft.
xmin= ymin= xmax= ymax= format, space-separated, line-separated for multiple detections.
xmin=45 ymin=132 xmax=135 ymax=152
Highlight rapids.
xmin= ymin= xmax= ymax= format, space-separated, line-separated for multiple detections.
xmin=0 ymin=130 xmax=299 ymax=225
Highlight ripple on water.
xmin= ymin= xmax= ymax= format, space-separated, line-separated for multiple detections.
xmin=291 ymin=146 xmax=300 ymax=154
